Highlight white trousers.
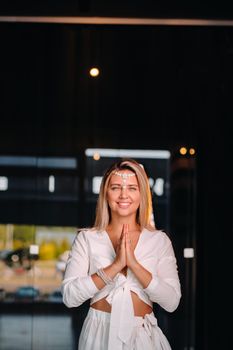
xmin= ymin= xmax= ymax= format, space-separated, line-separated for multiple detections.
xmin=78 ymin=307 xmax=172 ymax=350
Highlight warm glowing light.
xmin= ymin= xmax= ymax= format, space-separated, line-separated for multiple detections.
xmin=179 ymin=147 xmax=187 ymax=155
xmin=189 ymin=148 xmax=195 ymax=155
xmin=89 ymin=67 xmax=99 ymax=77
xmin=93 ymin=152 xmax=100 ymax=161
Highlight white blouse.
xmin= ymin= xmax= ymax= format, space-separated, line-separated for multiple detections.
xmin=61 ymin=228 xmax=181 ymax=347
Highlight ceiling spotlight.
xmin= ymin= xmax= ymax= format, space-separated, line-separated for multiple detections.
xmin=189 ymin=148 xmax=196 ymax=155
xmin=179 ymin=147 xmax=187 ymax=155
xmin=89 ymin=67 xmax=100 ymax=77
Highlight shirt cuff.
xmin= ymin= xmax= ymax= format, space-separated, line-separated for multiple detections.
xmin=82 ymin=275 xmax=99 ymax=297
xmin=143 ymin=277 xmax=159 ymax=294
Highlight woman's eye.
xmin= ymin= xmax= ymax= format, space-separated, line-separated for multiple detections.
xmin=109 ymin=186 xmax=137 ymax=191
xmin=129 ymin=187 xmax=137 ymax=191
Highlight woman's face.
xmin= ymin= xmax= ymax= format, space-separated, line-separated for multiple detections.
xmin=106 ymin=170 xmax=141 ymax=218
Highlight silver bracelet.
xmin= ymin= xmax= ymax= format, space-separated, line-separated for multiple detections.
xmin=96 ymin=268 xmax=114 ymax=285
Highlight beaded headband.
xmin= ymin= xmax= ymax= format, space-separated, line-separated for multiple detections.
xmin=112 ymin=171 xmax=136 ymax=188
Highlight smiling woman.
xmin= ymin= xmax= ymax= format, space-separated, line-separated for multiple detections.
xmin=106 ymin=170 xmax=140 ymax=222
xmin=62 ymin=158 xmax=181 ymax=350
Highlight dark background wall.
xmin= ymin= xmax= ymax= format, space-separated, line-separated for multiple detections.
xmin=0 ymin=2 xmax=232 ymax=349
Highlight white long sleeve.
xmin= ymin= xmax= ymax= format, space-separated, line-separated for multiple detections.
xmin=143 ymin=238 xmax=181 ymax=312
xmin=61 ymin=230 xmax=99 ymax=308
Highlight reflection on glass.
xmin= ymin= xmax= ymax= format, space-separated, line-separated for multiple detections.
xmin=0 ymin=224 xmax=76 ymax=304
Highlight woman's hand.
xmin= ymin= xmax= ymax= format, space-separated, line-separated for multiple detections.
xmin=113 ymin=224 xmax=127 ymax=271
xmin=125 ymin=224 xmax=138 ymax=269
xmin=113 ymin=223 xmax=139 ymax=273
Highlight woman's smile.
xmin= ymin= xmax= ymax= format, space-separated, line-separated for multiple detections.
xmin=117 ymin=201 xmax=131 ymax=209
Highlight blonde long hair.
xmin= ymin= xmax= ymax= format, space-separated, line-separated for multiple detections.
xmin=93 ymin=158 xmax=155 ymax=231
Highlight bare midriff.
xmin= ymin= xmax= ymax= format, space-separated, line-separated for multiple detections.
xmin=91 ymin=291 xmax=152 ymax=317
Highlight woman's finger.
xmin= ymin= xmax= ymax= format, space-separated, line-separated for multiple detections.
xmin=122 ymin=223 xmax=129 ymax=236
xmin=125 ymin=230 xmax=132 ymax=247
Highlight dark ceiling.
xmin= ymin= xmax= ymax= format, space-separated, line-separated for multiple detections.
xmin=0 ymin=22 xmax=232 ymax=156
xmin=0 ymin=0 xmax=233 ymax=20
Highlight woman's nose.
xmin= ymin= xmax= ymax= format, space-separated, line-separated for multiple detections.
xmin=120 ymin=186 xmax=128 ymax=197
